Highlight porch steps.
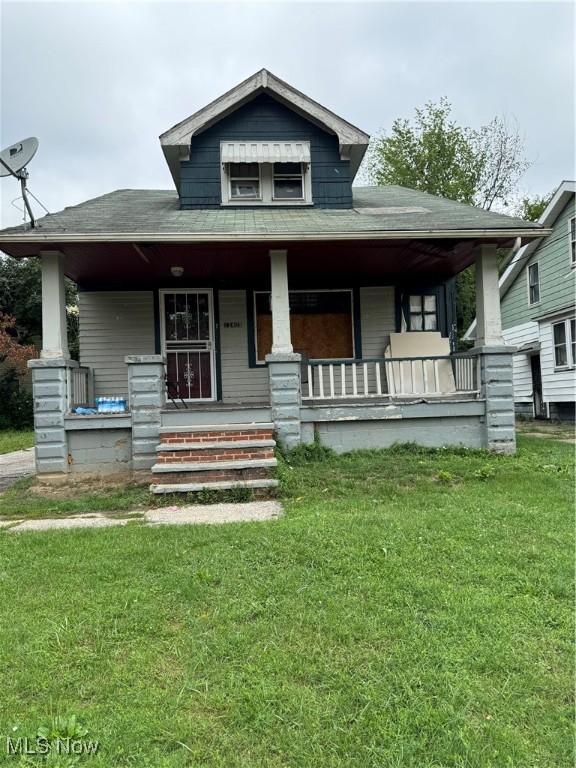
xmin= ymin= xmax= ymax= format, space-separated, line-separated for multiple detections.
xmin=160 ymin=407 xmax=272 ymax=428
xmin=150 ymin=423 xmax=278 ymax=495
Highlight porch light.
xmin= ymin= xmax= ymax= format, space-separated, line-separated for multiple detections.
xmin=170 ymin=266 xmax=184 ymax=278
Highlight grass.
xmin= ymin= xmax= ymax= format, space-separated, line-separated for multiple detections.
xmin=0 ymin=428 xmax=34 ymax=454
xmin=0 ymin=436 xmax=573 ymax=767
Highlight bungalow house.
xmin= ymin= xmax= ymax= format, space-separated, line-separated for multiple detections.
xmin=0 ymin=70 xmax=547 ymax=493
xmin=466 ymin=180 xmax=575 ymax=421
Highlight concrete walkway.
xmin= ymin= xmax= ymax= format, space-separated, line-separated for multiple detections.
xmin=0 ymin=448 xmax=35 ymax=491
xmin=1 ymin=501 xmax=283 ymax=533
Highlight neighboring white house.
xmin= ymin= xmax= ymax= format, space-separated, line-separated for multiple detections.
xmin=466 ymin=181 xmax=576 ymax=421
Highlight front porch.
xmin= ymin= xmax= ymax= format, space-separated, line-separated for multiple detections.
xmin=25 ymin=239 xmax=515 ymax=485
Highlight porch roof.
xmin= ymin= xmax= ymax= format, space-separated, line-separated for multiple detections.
xmin=0 ymin=185 xmax=547 ymax=251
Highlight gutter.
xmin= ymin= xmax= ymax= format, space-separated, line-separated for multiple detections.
xmin=0 ymin=227 xmax=551 ymax=245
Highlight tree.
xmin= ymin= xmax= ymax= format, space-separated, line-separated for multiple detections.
xmin=515 ymin=191 xmax=554 ymax=223
xmin=366 ymin=99 xmax=531 ymax=339
xmin=0 ymin=255 xmax=78 ymax=356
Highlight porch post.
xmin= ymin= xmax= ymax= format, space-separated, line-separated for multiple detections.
xmin=266 ymin=249 xmax=302 ymax=450
xmin=27 ymin=250 xmax=75 ymax=475
xmin=270 ymin=249 xmax=293 ymax=353
xmin=40 ymin=250 xmax=69 ymax=359
xmin=475 ymin=244 xmax=502 ymax=347
xmin=472 ymin=243 xmax=516 ymax=454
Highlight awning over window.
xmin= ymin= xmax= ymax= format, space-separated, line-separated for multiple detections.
xmin=220 ymin=141 xmax=311 ymax=164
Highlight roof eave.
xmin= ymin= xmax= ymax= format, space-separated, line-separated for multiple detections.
xmin=0 ymin=227 xmax=551 ymax=247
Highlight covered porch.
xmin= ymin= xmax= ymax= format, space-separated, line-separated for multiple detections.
xmin=22 ymin=234 xmax=514 ymax=477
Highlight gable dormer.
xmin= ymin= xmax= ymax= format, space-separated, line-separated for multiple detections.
xmin=159 ymin=69 xmax=369 ymax=210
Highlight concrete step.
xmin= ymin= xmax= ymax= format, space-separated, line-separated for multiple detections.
xmin=150 ymin=478 xmax=279 ymax=494
xmin=151 ymin=458 xmax=277 ymax=474
xmin=161 ymin=407 xmax=272 ymax=428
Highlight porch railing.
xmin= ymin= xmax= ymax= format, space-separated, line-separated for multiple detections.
xmin=67 ymin=366 xmax=93 ymax=409
xmin=302 ymin=355 xmax=479 ymax=401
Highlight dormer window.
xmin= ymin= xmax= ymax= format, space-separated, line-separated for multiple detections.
xmin=273 ymin=163 xmax=304 ymax=200
xmin=229 ymin=163 xmax=261 ymax=200
xmin=220 ymin=142 xmax=312 ymax=206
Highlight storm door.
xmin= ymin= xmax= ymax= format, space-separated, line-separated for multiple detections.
xmin=160 ymin=290 xmax=215 ymax=401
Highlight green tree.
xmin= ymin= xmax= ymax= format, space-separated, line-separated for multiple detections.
xmin=0 ymin=255 xmax=78 ymax=356
xmin=366 ymin=99 xmax=531 ymax=338
xmin=516 ymin=191 xmax=554 ymax=222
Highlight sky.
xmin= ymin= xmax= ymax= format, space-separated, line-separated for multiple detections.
xmin=0 ymin=0 xmax=574 ymax=228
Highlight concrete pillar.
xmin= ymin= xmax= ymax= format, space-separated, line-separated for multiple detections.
xmin=126 ymin=355 xmax=165 ymax=471
xmin=472 ymin=346 xmax=516 ymax=454
xmin=265 ymin=353 xmax=302 ymax=451
xmin=28 ymin=358 xmax=78 ymax=475
xmin=269 ymin=249 xmax=293 ymax=354
xmin=40 ymin=250 xmax=69 ymax=359
xmin=475 ymin=244 xmax=503 ymax=346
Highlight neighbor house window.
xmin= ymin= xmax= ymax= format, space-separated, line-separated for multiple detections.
xmin=229 ymin=163 xmax=260 ymax=200
xmin=273 ymin=163 xmax=304 ymax=200
xmin=408 ymin=295 xmax=437 ymax=331
xmin=254 ymin=290 xmax=354 ymax=363
xmin=528 ymin=262 xmax=540 ymax=305
xmin=570 ymin=217 xmax=575 ymax=266
xmin=552 ymin=318 xmax=575 ymax=368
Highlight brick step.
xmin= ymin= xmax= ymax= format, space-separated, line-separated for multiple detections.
xmin=150 ymin=478 xmax=279 ymax=494
xmin=156 ymin=439 xmax=276 ymax=452
xmin=150 ymin=464 xmax=274 ymax=486
xmin=159 ymin=423 xmax=274 ymax=444
xmin=156 ymin=445 xmax=275 ymax=464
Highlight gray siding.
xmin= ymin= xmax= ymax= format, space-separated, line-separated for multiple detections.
xmin=179 ymin=94 xmax=353 ymax=209
xmin=78 ymin=291 xmax=155 ymax=397
xmin=502 ymin=198 xmax=576 ymax=329
xmin=360 ymin=286 xmax=396 ymax=356
xmin=219 ymin=290 xmax=269 ymax=402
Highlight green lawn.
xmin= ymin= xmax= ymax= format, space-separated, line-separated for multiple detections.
xmin=0 ymin=428 xmax=34 ymax=455
xmin=0 ymin=437 xmax=572 ymax=767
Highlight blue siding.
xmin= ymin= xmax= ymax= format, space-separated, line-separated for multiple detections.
xmin=179 ymin=94 xmax=353 ymax=209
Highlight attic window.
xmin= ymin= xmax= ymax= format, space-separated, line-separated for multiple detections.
xmin=220 ymin=142 xmax=311 ymax=206
xmin=229 ymin=163 xmax=260 ymax=200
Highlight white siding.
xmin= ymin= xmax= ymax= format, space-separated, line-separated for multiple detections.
xmin=219 ymin=290 xmax=269 ymax=402
xmin=79 ymin=291 xmax=155 ymax=397
xmin=360 ymin=286 xmax=396 ymax=356
xmin=502 ymin=321 xmax=538 ymax=403
xmin=539 ymin=316 xmax=576 ymax=403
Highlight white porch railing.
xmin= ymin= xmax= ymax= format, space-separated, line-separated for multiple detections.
xmin=302 ymin=355 xmax=479 ymax=401
xmin=67 ymin=366 xmax=93 ymax=409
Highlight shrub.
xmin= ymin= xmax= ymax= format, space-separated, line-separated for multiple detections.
xmin=0 ymin=368 xmax=33 ymax=430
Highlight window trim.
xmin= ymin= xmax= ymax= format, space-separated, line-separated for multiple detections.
xmin=569 ymin=216 xmax=576 ymax=268
xmin=253 ymin=288 xmax=356 ymax=365
xmin=220 ymin=148 xmax=312 ymax=206
xmin=228 ymin=163 xmax=262 ymax=202
xmin=552 ymin=317 xmax=575 ymax=370
xmin=527 ymin=261 xmax=540 ymax=306
xmin=272 ymin=162 xmax=305 ymax=202
xmin=406 ymin=293 xmax=438 ymax=332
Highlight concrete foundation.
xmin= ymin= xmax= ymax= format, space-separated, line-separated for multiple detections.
xmin=266 ymin=352 xmax=302 ymax=450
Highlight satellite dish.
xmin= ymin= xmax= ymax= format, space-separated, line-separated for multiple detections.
xmin=0 ymin=137 xmax=38 ymax=178
xmin=0 ymin=137 xmax=41 ymax=227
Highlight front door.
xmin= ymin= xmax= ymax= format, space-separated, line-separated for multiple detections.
xmin=160 ymin=290 xmax=215 ymax=401
xmin=530 ymin=353 xmax=546 ymax=419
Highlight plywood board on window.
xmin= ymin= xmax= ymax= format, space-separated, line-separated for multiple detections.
xmin=256 ymin=314 xmax=353 ymax=361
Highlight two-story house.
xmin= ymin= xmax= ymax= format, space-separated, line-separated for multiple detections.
xmin=467 ymin=181 xmax=575 ymax=421
xmin=0 ymin=69 xmax=546 ymax=492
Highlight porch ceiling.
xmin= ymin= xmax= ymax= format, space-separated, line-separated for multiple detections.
xmin=3 ymin=238 xmax=496 ymax=287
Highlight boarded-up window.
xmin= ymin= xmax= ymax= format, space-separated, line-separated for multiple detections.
xmin=255 ymin=290 xmax=354 ymax=362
